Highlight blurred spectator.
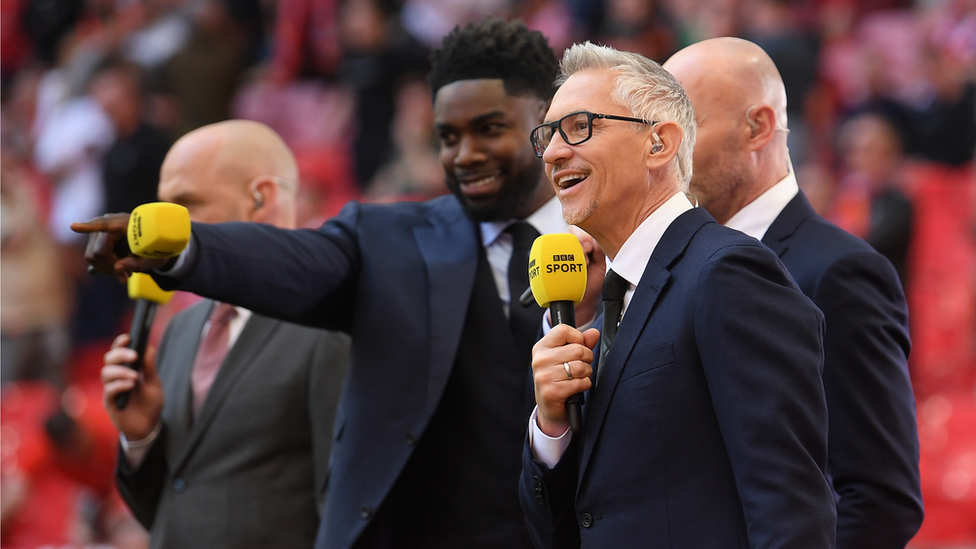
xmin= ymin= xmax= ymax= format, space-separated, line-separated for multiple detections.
xmin=400 ymin=0 xmax=510 ymax=48
xmin=338 ymin=0 xmax=429 ymax=188
xmin=595 ymin=0 xmax=677 ymax=61
xmin=512 ymin=0 xmax=574 ymax=53
xmin=267 ymin=0 xmax=342 ymax=83
xmin=832 ymin=111 xmax=914 ymax=284
xmin=742 ymin=0 xmax=820 ymax=164
xmin=0 ymin=152 xmax=72 ymax=388
xmin=89 ymin=59 xmax=171 ymax=213
xmin=31 ymin=82 xmax=114 ymax=245
xmin=121 ymin=0 xmax=192 ymax=71
xmin=365 ymin=77 xmax=445 ymax=201
xmin=906 ymin=31 xmax=976 ymax=166
xmin=156 ymin=0 xmax=250 ymax=137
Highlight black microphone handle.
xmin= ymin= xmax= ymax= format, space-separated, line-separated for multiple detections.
xmin=549 ymin=301 xmax=584 ymax=434
xmin=116 ymin=299 xmax=158 ymax=410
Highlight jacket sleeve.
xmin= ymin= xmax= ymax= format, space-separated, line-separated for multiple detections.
xmin=815 ymin=251 xmax=922 ymax=549
xmin=153 ymin=201 xmax=365 ymax=331
xmin=695 ymin=243 xmax=836 ymax=549
xmin=115 ymin=423 xmax=169 ymax=530
xmin=520 ymin=433 xmax=582 ymax=549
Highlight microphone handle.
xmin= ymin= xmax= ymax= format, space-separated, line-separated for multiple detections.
xmin=116 ymin=299 xmax=158 ymax=410
xmin=549 ymin=301 xmax=584 ymax=434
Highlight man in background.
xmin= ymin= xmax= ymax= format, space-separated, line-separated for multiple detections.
xmin=664 ymin=37 xmax=922 ymax=549
xmin=99 ymin=120 xmax=350 ymax=549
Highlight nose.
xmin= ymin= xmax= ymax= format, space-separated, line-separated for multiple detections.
xmin=455 ymin=135 xmax=486 ymax=167
xmin=542 ymin=130 xmax=572 ymax=165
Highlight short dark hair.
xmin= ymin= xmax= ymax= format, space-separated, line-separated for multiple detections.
xmin=428 ymin=17 xmax=559 ymax=101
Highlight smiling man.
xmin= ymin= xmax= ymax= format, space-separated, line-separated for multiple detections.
xmin=73 ymin=18 xmax=575 ymax=549
xmin=520 ymin=42 xmax=836 ymax=548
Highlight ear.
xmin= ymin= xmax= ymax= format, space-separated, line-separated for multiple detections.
xmin=645 ymin=120 xmax=682 ymax=170
xmin=248 ymin=176 xmax=279 ymax=223
xmin=745 ymin=105 xmax=777 ymax=151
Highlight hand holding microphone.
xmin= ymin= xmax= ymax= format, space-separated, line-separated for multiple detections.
xmin=70 ymin=202 xmax=191 ymax=282
xmin=114 ymin=273 xmax=174 ymax=410
xmin=528 ymin=234 xmax=600 ymax=435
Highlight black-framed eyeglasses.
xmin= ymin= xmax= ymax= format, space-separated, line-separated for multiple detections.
xmin=530 ymin=111 xmax=657 ymax=157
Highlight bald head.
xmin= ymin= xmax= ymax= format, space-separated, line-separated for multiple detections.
xmin=158 ymin=120 xmax=299 ymax=228
xmin=664 ymin=38 xmax=790 ymax=224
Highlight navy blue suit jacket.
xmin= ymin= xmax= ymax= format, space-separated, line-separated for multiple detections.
xmin=762 ymin=192 xmax=922 ymax=548
xmin=155 ymin=195 xmax=495 ymax=549
xmin=521 ymin=207 xmax=837 ymax=549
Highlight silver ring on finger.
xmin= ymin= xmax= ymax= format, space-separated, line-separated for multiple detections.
xmin=564 ymin=362 xmax=573 ymax=380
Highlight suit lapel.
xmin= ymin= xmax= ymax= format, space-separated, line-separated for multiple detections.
xmin=413 ymin=198 xmax=479 ymax=410
xmin=580 ymin=208 xmax=713 ymax=476
xmin=171 ymin=312 xmax=280 ymax=474
xmin=162 ymin=300 xmax=212 ymax=470
xmin=761 ymin=191 xmax=815 ymax=258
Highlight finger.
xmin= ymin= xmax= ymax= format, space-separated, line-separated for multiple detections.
xmin=85 ymin=232 xmax=122 ymax=274
xmin=538 ymin=323 xmax=586 ymax=348
xmin=563 ymin=360 xmax=593 ymax=381
xmin=70 ymin=219 xmax=112 ymax=234
xmin=111 ymin=333 xmax=131 ymax=350
xmin=105 ymin=346 xmax=138 ymax=367
xmin=102 ymin=364 xmax=140 ymax=385
xmin=102 ymin=373 xmax=138 ymax=403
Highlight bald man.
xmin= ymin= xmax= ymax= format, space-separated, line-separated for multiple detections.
xmin=99 ymin=120 xmax=351 ymax=549
xmin=664 ymin=38 xmax=922 ymax=549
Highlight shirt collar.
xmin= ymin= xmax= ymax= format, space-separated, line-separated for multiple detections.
xmin=725 ymin=170 xmax=799 ymax=240
xmin=480 ymin=196 xmax=566 ymax=247
xmin=607 ymin=191 xmax=694 ymax=288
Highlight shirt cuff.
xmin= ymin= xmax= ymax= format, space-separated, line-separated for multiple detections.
xmin=153 ymin=236 xmax=195 ymax=278
xmin=527 ymin=406 xmax=572 ymax=468
xmin=120 ymin=420 xmax=162 ymax=469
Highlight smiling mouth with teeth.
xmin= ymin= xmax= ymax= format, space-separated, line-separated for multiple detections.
xmin=462 ymin=175 xmax=497 ymax=188
xmin=556 ymin=174 xmax=588 ymax=189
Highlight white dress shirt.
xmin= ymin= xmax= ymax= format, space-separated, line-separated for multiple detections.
xmin=529 ymin=191 xmax=695 ymax=467
xmin=481 ymin=197 xmax=569 ymax=319
xmin=724 ymin=171 xmax=799 ymax=240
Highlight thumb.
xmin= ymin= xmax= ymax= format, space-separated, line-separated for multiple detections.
xmin=583 ymin=327 xmax=601 ymax=351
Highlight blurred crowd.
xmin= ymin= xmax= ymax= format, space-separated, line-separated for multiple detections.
xmin=0 ymin=0 xmax=974 ymax=547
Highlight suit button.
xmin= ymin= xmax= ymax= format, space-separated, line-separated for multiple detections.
xmin=581 ymin=513 xmax=593 ymax=528
xmin=359 ymin=504 xmax=372 ymax=519
xmin=405 ymin=433 xmax=417 ymax=446
xmin=173 ymin=479 xmax=186 ymax=493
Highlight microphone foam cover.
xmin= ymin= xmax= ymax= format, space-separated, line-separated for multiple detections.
xmin=528 ymin=233 xmax=587 ymax=307
xmin=128 ymin=202 xmax=191 ymax=258
xmin=127 ymin=272 xmax=174 ymax=304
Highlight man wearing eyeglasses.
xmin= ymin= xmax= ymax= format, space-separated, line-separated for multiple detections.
xmin=663 ymin=38 xmax=922 ymax=549
xmin=73 ymin=18 xmax=605 ymax=549
xmin=520 ymin=42 xmax=836 ymax=548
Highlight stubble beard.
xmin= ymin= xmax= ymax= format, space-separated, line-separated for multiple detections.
xmin=449 ymin=160 xmax=546 ymax=223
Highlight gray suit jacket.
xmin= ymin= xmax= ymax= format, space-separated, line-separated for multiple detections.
xmin=115 ymin=299 xmax=350 ymax=549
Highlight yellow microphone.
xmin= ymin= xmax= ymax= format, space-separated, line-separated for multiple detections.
xmin=116 ymin=273 xmax=175 ymax=409
xmin=528 ymin=233 xmax=588 ymax=433
xmin=127 ymin=202 xmax=191 ymax=258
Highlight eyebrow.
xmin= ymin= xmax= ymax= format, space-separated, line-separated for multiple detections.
xmin=435 ymin=110 xmax=507 ymax=130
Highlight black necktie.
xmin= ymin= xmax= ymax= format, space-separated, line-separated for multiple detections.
xmin=598 ymin=269 xmax=629 ymax=383
xmin=506 ymin=222 xmax=543 ymax=364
